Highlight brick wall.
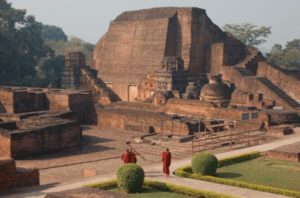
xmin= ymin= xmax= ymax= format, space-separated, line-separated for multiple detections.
xmin=257 ymin=62 xmax=300 ymax=103
xmin=0 ymin=132 xmax=11 ymax=158
xmin=0 ymin=89 xmax=14 ymax=113
xmin=15 ymin=167 xmax=39 ymax=188
xmin=1 ymin=119 xmax=82 ymax=158
xmin=0 ymin=158 xmax=39 ymax=192
xmin=97 ymin=108 xmax=190 ymax=136
xmin=46 ymin=91 xmax=96 ymax=124
xmin=0 ymin=158 xmax=16 ymax=192
xmin=165 ymin=99 xmax=267 ymax=121
xmin=93 ymin=8 xmax=225 ymax=101
xmin=265 ymin=150 xmax=299 ymax=162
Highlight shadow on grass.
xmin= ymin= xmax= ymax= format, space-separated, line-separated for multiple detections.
xmin=217 ymin=172 xmax=242 ymax=178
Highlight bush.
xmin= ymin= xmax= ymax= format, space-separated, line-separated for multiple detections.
xmin=175 ymin=152 xmax=300 ymax=198
xmin=116 ymin=164 xmax=144 ymax=193
xmin=192 ymin=152 xmax=218 ymax=176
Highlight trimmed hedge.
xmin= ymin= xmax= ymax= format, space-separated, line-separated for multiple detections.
xmin=87 ymin=179 xmax=236 ymax=198
xmin=175 ymin=152 xmax=300 ymax=198
xmin=116 ymin=164 xmax=144 ymax=193
xmin=144 ymin=180 xmax=235 ymax=198
xmin=85 ymin=179 xmax=117 ymax=190
xmin=192 ymin=152 xmax=218 ymax=176
xmin=218 ymin=152 xmax=261 ymax=168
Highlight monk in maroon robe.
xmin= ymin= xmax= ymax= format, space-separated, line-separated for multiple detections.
xmin=121 ymin=149 xmax=131 ymax=164
xmin=129 ymin=149 xmax=137 ymax=163
xmin=162 ymin=148 xmax=171 ymax=176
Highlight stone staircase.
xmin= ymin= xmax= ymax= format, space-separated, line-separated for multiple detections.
xmin=80 ymin=67 xmax=120 ymax=104
xmin=258 ymin=77 xmax=300 ymax=109
xmin=235 ymin=67 xmax=255 ymax=76
xmin=236 ymin=48 xmax=262 ymax=68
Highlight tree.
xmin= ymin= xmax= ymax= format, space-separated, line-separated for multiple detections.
xmin=46 ymin=36 xmax=95 ymax=64
xmin=267 ymin=39 xmax=300 ymax=70
xmin=223 ymin=23 xmax=271 ymax=48
xmin=0 ymin=0 xmax=51 ymax=84
xmin=36 ymin=37 xmax=95 ymax=87
xmin=0 ymin=0 xmax=95 ymax=87
xmin=38 ymin=55 xmax=65 ymax=87
xmin=41 ymin=24 xmax=67 ymax=42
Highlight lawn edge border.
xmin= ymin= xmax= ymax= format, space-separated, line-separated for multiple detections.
xmin=175 ymin=152 xmax=300 ymax=198
xmin=85 ymin=179 xmax=236 ymax=198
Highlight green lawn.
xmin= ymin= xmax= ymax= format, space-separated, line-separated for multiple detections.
xmin=217 ymin=157 xmax=300 ymax=192
xmin=110 ymin=187 xmax=192 ymax=198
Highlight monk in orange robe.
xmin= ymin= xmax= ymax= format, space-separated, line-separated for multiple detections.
xmin=121 ymin=149 xmax=131 ymax=164
xmin=161 ymin=148 xmax=171 ymax=176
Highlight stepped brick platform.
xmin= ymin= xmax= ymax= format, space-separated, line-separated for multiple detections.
xmin=0 ymin=158 xmax=39 ymax=192
xmin=0 ymin=86 xmax=96 ymax=124
xmin=93 ymin=7 xmax=242 ymax=101
xmin=97 ymin=104 xmax=192 ymax=136
xmin=0 ymin=87 xmax=90 ymax=159
xmin=265 ymin=142 xmax=300 ymax=161
xmin=0 ymin=110 xmax=75 ymax=122
xmin=0 ymin=117 xmax=82 ymax=158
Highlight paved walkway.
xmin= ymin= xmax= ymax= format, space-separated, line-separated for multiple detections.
xmin=2 ymin=133 xmax=300 ymax=198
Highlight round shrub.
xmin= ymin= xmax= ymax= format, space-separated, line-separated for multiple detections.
xmin=116 ymin=163 xmax=144 ymax=193
xmin=191 ymin=152 xmax=218 ymax=176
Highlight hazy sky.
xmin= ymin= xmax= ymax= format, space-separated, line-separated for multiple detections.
xmin=7 ymin=0 xmax=300 ymax=51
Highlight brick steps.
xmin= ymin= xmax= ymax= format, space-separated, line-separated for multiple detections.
xmin=81 ymin=67 xmax=120 ymax=102
xmin=236 ymin=48 xmax=260 ymax=68
xmin=258 ymin=77 xmax=300 ymax=108
xmin=235 ymin=67 xmax=255 ymax=76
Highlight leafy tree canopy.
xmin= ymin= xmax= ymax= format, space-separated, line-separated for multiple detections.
xmin=0 ymin=0 xmax=51 ymax=84
xmin=41 ymin=24 xmax=67 ymax=42
xmin=267 ymin=39 xmax=300 ymax=70
xmin=0 ymin=0 xmax=95 ymax=87
xmin=223 ymin=23 xmax=271 ymax=48
xmin=46 ymin=36 xmax=95 ymax=64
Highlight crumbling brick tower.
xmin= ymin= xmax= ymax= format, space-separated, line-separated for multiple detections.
xmin=93 ymin=7 xmax=227 ymax=101
xmin=61 ymin=52 xmax=86 ymax=89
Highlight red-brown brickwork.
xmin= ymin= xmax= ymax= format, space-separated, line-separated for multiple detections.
xmin=265 ymin=142 xmax=300 ymax=162
xmin=93 ymin=7 xmax=225 ymax=101
xmin=257 ymin=61 xmax=300 ymax=103
xmin=0 ymin=118 xmax=82 ymax=158
xmin=0 ymin=158 xmax=39 ymax=192
xmin=97 ymin=106 xmax=190 ymax=136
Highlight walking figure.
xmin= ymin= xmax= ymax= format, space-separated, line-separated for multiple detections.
xmin=121 ymin=149 xmax=131 ymax=164
xmin=129 ymin=149 xmax=137 ymax=163
xmin=161 ymin=148 xmax=171 ymax=176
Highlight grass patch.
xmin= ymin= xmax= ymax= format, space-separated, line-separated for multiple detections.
xmin=175 ymin=152 xmax=300 ymax=198
xmin=110 ymin=186 xmax=192 ymax=198
xmin=87 ymin=180 xmax=236 ymax=198
xmin=218 ymin=157 xmax=300 ymax=192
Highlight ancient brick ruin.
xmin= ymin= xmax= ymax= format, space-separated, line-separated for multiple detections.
xmin=265 ymin=142 xmax=300 ymax=162
xmin=1 ymin=6 xmax=300 ymax=193
xmin=62 ymin=52 xmax=120 ymax=105
xmin=89 ymin=7 xmax=300 ymax=138
xmin=89 ymin=7 xmax=300 ymax=113
xmin=0 ymin=87 xmax=95 ymax=159
xmin=0 ymin=158 xmax=39 ymax=192
xmin=55 ymin=7 xmax=300 ymax=140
